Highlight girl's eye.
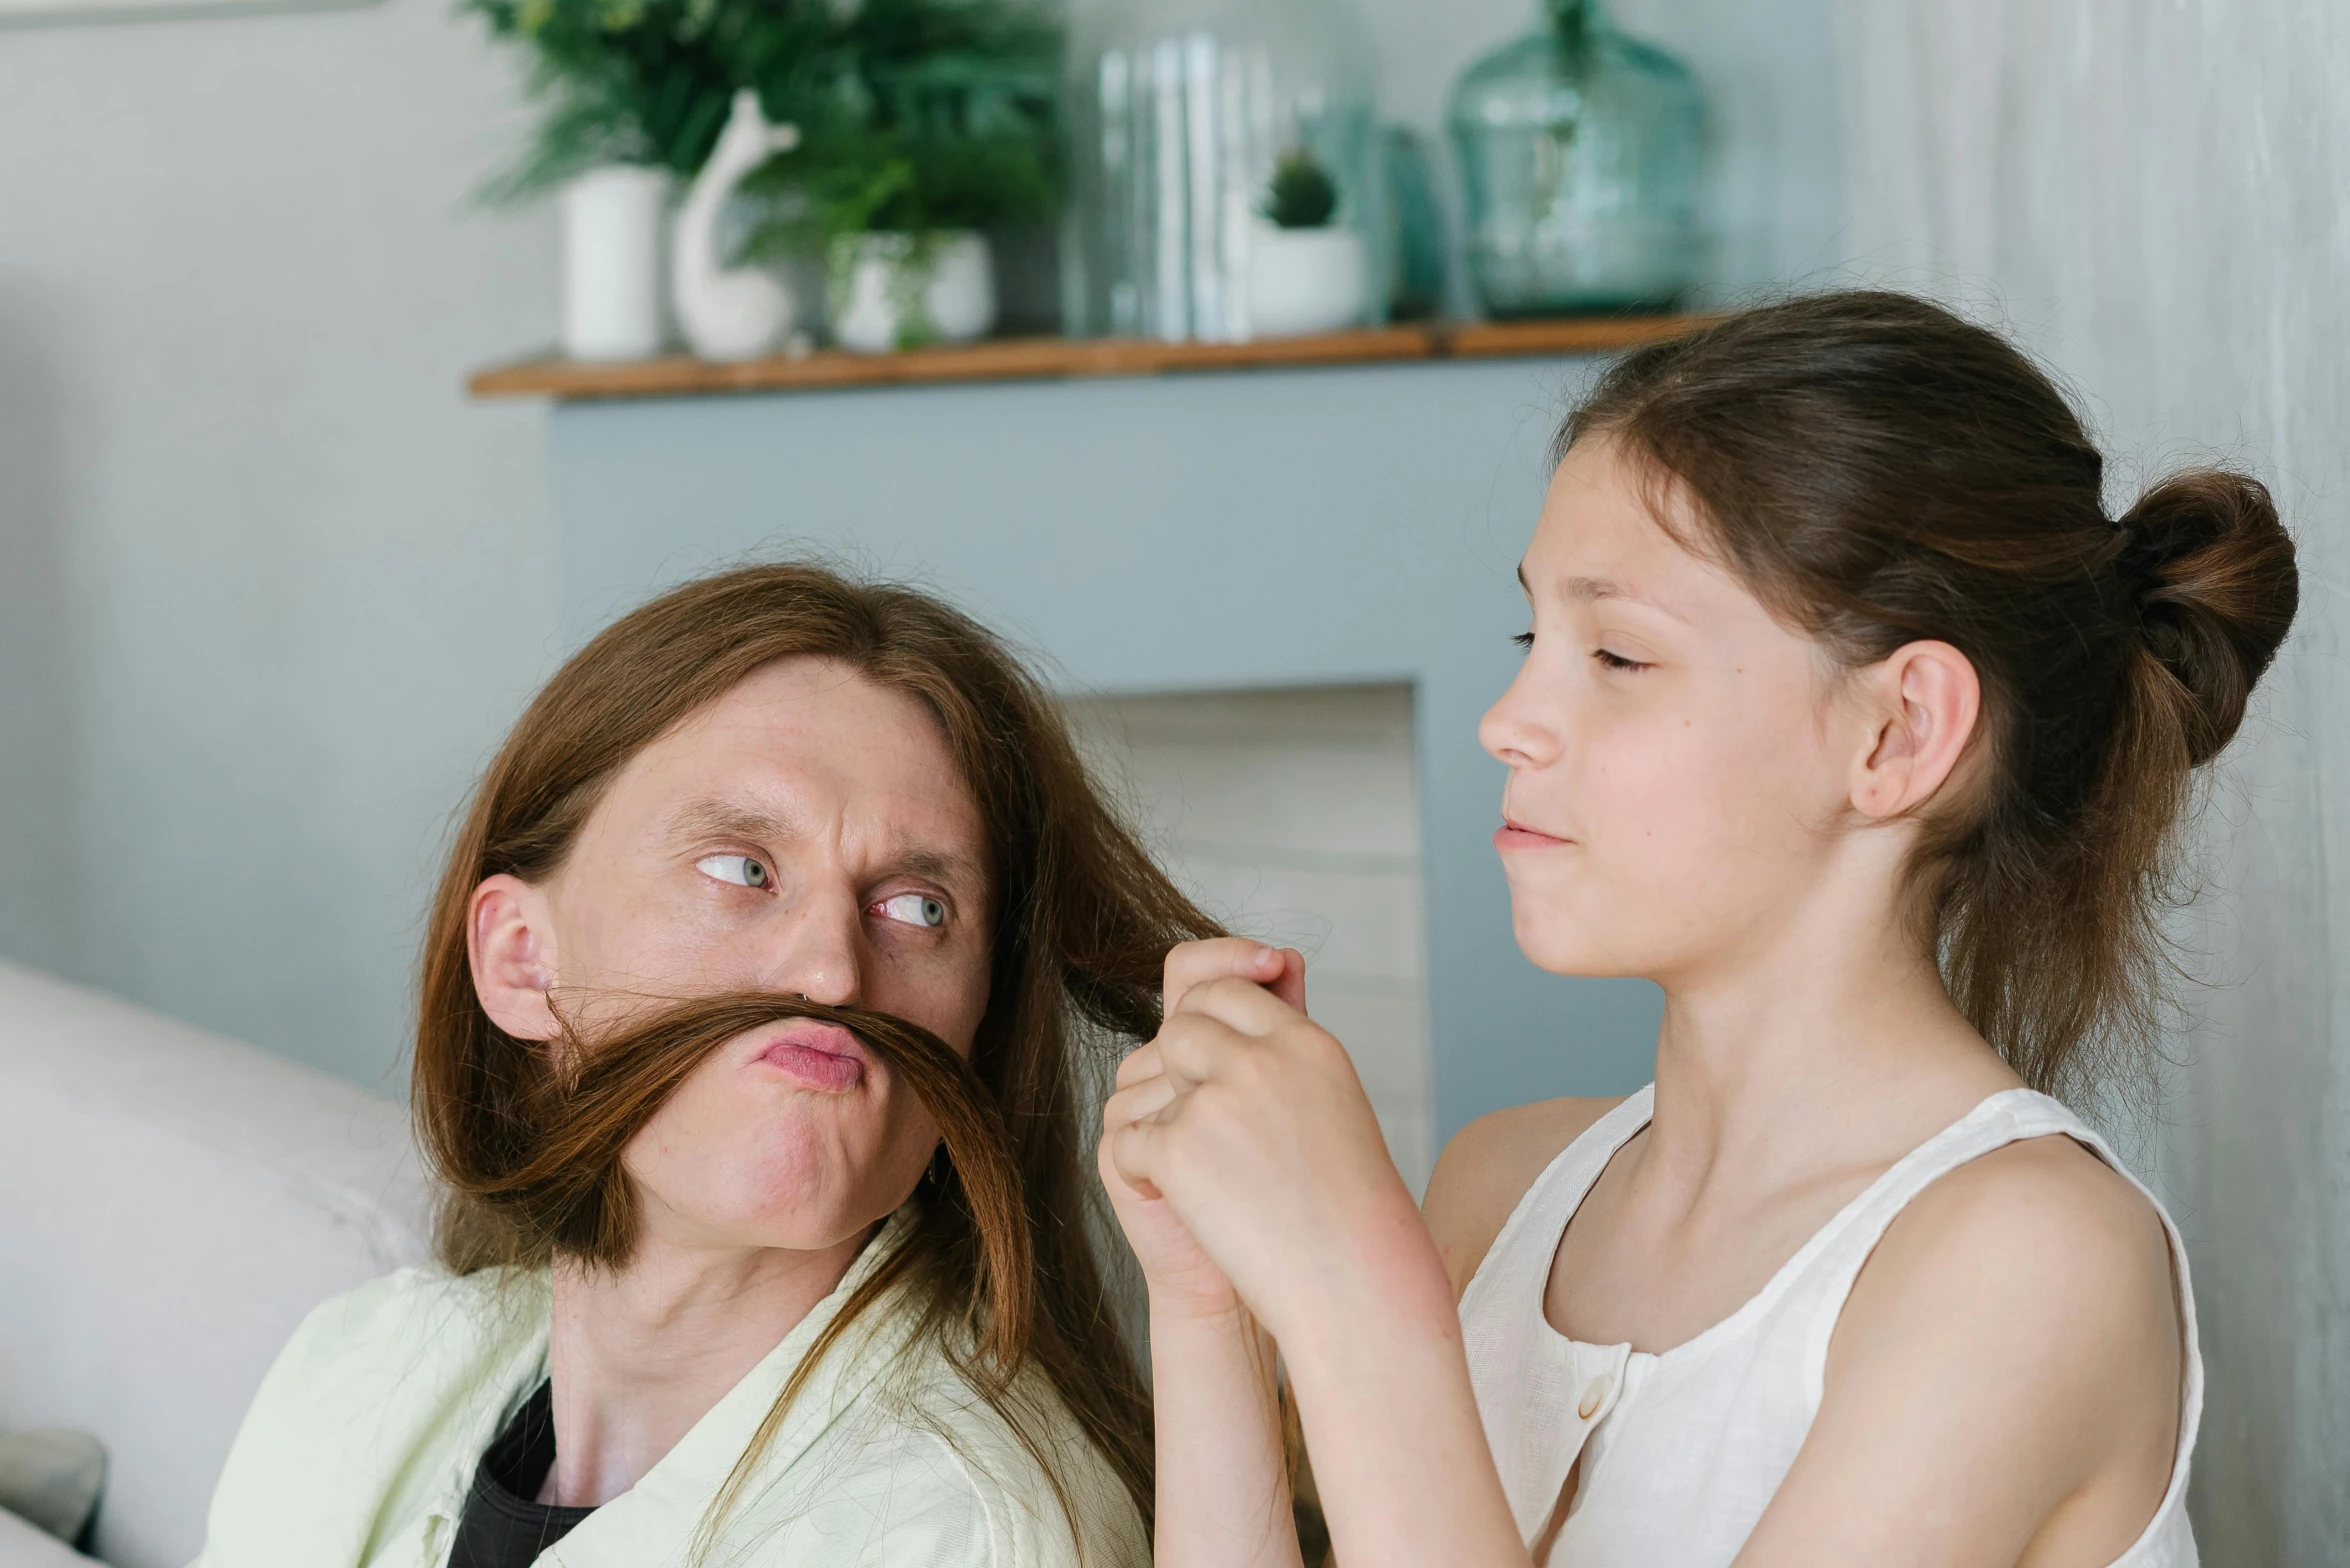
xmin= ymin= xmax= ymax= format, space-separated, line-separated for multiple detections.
xmin=1512 ymin=629 xmax=1535 ymax=650
xmin=875 ymin=892 xmax=948 ymax=929
xmin=696 ymin=853 xmax=770 ymax=889
xmin=1594 ymin=648 xmax=1652 ymax=673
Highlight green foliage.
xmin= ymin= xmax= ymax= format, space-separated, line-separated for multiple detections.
xmin=462 ymin=0 xmax=1062 ymax=245
xmin=739 ymin=0 xmax=1060 ymax=249
xmin=1263 ymin=147 xmax=1338 ymax=229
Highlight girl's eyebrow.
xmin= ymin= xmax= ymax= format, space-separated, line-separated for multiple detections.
xmin=1518 ymin=562 xmax=1691 ymax=623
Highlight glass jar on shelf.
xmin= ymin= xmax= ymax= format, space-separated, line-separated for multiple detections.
xmin=1448 ymin=0 xmax=1704 ymax=317
xmin=1063 ymin=0 xmax=1386 ymax=342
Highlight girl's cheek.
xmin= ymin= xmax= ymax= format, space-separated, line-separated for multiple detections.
xmin=1595 ymin=715 xmax=1705 ymax=819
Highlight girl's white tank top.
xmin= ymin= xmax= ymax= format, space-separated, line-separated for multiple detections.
xmin=1459 ymin=1085 xmax=2202 ymax=1567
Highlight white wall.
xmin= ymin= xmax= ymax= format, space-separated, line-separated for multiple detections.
xmin=0 ymin=0 xmax=558 ymax=1087
xmin=1836 ymin=5 xmax=2350 ymax=1561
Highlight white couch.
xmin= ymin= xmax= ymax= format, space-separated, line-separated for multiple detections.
xmin=0 ymin=960 xmax=429 ymax=1567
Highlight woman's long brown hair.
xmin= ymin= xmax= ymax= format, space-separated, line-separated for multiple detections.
xmin=411 ymin=562 xmax=1219 ymax=1544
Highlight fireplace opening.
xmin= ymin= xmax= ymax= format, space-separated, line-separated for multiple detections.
xmin=1069 ymin=682 xmax=1433 ymax=1192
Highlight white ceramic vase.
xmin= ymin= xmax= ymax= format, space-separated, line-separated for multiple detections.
xmin=672 ymin=90 xmax=803 ymax=362
xmin=1244 ymin=224 xmax=1370 ymax=339
xmin=561 ymin=165 xmax=670 ymax=361
xmin=828 ymin=231 xmax=996 ymax=353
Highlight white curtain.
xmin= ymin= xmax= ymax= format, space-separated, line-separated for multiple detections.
xmin=1833 ymin=5 xmax=2349 ymax=1563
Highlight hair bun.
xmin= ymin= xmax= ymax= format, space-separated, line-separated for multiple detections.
xmin=2117 ymin=469 xmax=2299 ymax=765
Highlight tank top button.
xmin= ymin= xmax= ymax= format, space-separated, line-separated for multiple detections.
xmin=1577 ymin=1374 xmax=1612 ymax=1420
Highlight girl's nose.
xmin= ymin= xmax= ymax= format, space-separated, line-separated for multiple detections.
xmin=1481 ymin=662 xmax=1563 ymax=769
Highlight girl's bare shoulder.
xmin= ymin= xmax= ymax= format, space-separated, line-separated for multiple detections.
xmin=1422 ymin=1096 xmax=1627 ymax=1298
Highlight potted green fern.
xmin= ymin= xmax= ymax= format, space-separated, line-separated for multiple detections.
xmin=736 ymin=0 xmax=1062 ymax=350
xmin=465 ymin=0 xmax=1060 ymax=357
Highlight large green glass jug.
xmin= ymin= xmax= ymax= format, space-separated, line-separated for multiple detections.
xmin=1449 ymin=0 xmax=1704 ymax=316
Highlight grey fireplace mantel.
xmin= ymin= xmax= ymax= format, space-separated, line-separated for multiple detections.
xmin=546 ymin=353 xmax=1664 ymax=1141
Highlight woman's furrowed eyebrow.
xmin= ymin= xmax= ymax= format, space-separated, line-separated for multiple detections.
xmin=663 ymin=799 xmax=803 ymax=847
xmin=890 ymin=844 xmax=986 ymax=896
xmin=664 ymin=799 xmax=983 ymax=894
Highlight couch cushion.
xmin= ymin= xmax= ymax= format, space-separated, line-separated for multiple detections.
xmin=0 ymin=962 xmax=429 ymax=1568
xmin=0 ymin=1506 xmax=100 ymax=1568
xmin=0 ymin=1430 xmax=104 ymax=1546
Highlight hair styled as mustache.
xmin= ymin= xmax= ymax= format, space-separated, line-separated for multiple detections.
xmin=441 ymin=991 xmax=1029 ymax=1356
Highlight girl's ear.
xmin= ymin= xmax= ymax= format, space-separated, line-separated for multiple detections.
xmin=469 ymin=874 xmax=561 ymax=1041
xmin=1849 ymin=640 xmax=1982 ymax=821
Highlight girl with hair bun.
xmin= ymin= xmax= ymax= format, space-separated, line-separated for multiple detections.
xmin=1106 ymin=292 xmax=2299 ymax=1568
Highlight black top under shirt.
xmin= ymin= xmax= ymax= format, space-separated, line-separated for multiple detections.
xmin=446 ymin=1380 xmax=598 ymax=1568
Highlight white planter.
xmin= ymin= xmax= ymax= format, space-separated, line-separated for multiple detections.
xmin=828 ymin=232 xmax=996 ymax=353
xmin=1245 ymin=225 xmax=1370 ymax=339
xmin=561 ymin=166 xmax=670 ymax=361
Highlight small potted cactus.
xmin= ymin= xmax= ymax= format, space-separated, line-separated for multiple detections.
xmin=1245 ymin=146 xmax=1371 ymax=338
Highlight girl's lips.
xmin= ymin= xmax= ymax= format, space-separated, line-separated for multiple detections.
xmin=754 ymin=1021 xmax=868 ymax=1092
xmin=1494 ymin=820 xmax=1573 ymax=851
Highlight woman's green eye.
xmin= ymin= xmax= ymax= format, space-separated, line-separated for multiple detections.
xmin=697 ymin=854 xmax=769 ymax=888
xmin=878 ymin=892 xmax=948 ymax=928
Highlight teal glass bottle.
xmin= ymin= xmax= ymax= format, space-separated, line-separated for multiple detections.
xmin=1448 ymin=0 xmax=1703 ymax=316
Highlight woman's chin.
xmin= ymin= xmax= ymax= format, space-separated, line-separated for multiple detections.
xmin=676 ymin=1188 xmax=897 ymax=1256
xmin=705 ymin=1152 xmax=933 ymax=1252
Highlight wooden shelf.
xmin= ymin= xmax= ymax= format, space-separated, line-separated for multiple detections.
xmin=467 ymin=314 xmax=1710 ymax=402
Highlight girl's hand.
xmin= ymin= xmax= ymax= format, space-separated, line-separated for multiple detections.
xmin=1112 ymin=952 xmax=1523 ymax=1568
xmin=1108 ymin=973 xmax=1440 ymax=1351
xmin=1099 ymin=939 xmax=1306 ymax=1322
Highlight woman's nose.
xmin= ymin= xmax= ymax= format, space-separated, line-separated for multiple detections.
xmin=765 ymin=886 xmax=864 ymax=1007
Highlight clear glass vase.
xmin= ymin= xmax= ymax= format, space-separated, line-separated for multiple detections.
xmin=1063 ymin=0 xmax=1386 ymax=342
xmin=1448 ymin=0 xmax=1703 ymax=317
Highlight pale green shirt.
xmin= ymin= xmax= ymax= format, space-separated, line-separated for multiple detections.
xmin=193 ymin=1214 xmax=1147 ymax=1568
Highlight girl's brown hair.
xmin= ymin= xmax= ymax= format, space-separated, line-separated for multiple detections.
xmin=1565 ymin=291 xmax=2299 ymax=1101
xmin=412 ymin=561 xmax=1219 ymax=1543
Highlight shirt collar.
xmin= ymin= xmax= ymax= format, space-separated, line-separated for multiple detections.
xmin=534 ymin=1206 xmax=930 ymax=1565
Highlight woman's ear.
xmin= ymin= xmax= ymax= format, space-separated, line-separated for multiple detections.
xmin=1849 ymin=640 xmax=1982 ymax=821
xmin=469 ymin=874 xmax=561 ymax=1041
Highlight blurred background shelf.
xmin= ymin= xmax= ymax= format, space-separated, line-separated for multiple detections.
xmin=468 ymin=314 xmax=1707 ymax=401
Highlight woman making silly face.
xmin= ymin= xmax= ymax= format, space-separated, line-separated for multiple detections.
xmin=199 ymin=565 xmax=1213 ymax=1568
xmin=1106 ymin=292 xmax=2298 ymax=1568
xmin=466 ymin=657 xmax=995 ymax=1282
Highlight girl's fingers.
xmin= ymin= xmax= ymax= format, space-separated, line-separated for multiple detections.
xmin=1163 ymin=936 xmax=1288 ymax=1015
xmin=1104 ymin=1069 xmax=1179 ymax=1133
xmin=1154 ymin=1012 xmax=1253 ymax=1086
xmin=1171 ymin=973 xmax=1306 ymax=1034
xmin=1266 ymin=946 xmax=1308 ymax=1012
xmin=1114 ymin=1039 xmax=1163 ymax=1091
xmin=1109 ymin=1104 xmax=1170 ymax=1198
